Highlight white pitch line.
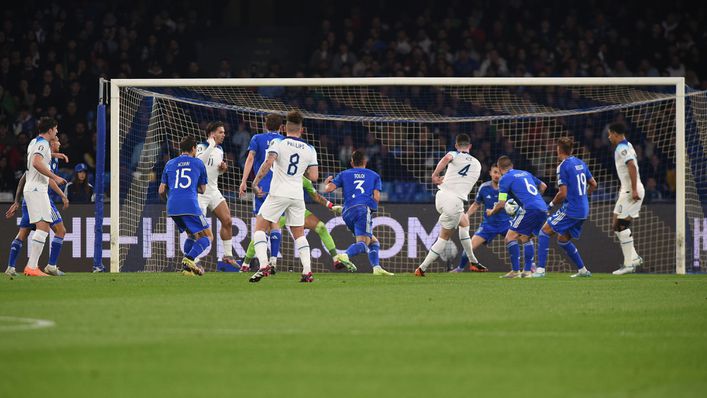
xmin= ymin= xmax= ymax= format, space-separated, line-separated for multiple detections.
xmin=0 ymin=316 xmax=55 ymax=332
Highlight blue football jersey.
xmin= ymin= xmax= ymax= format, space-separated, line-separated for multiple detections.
xmin=498 ymin=169 xmax=547 ymax=211
xmin=475 ymin=181 xmax=511 ymax=229
xmin=248 ymin=131 xmax=283 ymax=193
xmin=161 ymin=155 xmax=208 ymax=216
xmin=557 ymin=156 xmax=592 ymax=219
xmin=332 ymin=168 xmax=382 ymax=211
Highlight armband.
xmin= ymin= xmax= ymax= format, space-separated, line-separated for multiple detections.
xmin=498 ymin=192 xmax=508 ymax=201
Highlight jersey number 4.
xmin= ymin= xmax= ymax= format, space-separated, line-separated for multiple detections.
xmin=458 ymin=164 xmax=470 ymax=176
xmin=287 ymin=154 xmax=300 ymax=176
xmin=174 ymin=168 xmax=192 ymax=189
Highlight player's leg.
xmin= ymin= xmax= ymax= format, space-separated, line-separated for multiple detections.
xmin=453 ymin=231 xmax=489 ymax=272
xmin=44 ymin=203 xmax=66 ymax=276
xmin=559 ymin=230 xmax=591 ymax=278
xmin=457 ymin=213 xmax=483 ymax=270
xmin=249 ymin=196 xmax=286 ymax=282
xmin=369 ymin=235 xmax=393 ymax=276
xmin=612 ymin=196 xmax=643 ymax=275
xmin=533 ymin=223 xmax=554 ymax=277
xmin=517 ymin=234 xmax=535 ymax=277
xmin=269 ymin=220 xmax=282 ymax=270
xmin=501 ymin=229 xmax=522 ymax=278
xmin=240 ymin=195 xmax=266 ymax=272
xmin=306 ymin=211 xmax=339 ymax=261
xmin=212 ymin=200 xmax=237 ymax=265
xmin=24 ymin=192 xmax=53 ymax=276
xmin=416 ymin=227 xmax=453 ymax=276
xmin=417 ymin=192 xmax=461 ymax=276
xmin=6 ymin=228 xmax=30 ymax=277
xmin=287 ymin=200 xmax=313 ymax=282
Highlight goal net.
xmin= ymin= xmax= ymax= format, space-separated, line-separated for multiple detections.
xmin=111 ymin=78 xmax=705 ymax=274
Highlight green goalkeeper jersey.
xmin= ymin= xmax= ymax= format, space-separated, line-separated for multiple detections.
xmin=302 ymin=176 xmax=317 ymax=198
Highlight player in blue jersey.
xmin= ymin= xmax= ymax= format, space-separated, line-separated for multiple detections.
xmin=533 ymin=138 xmax=597 ymax=278
xmin=238 ymin=114 xmax=284 ymax=272
xmin=324 ymin=150 xmax=394 ymax=276
xmin=4 ymin=135 xmax=69 ymax=277
xmin=487 ymin=156 xmax=548 ymax=278
xmin=449 ymin=164 xmax=510 ymax=273
xmin=159 ymin=136 xmax=212 ymax=276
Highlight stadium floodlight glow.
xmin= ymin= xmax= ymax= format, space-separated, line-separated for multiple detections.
xmin=104 ymin=77 xmax=699 ymax=274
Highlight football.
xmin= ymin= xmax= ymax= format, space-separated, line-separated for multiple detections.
xmin=504 ymin=199 xmax=519 ymax=216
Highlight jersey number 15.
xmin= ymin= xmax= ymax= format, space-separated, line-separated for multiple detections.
xmin=174 ymin=168 xmax=192 ymax=189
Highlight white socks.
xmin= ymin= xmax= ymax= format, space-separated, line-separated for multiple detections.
xmin=221 ymin=236 xmax=233 ymax=258
xmin=459 ymin=226 xmax=478 ymax=263
xmin=616 ymin=229 xmax=635 ymax=266
xmin=28 ymin=230 xmax=48 ymax=269
xmin=419 ymin=238 xmax=448 ymax=271
xmin=295 ymin=236 xmax=311 ymax=274
xmin=253 ymin=230 xmax=269 ymax=269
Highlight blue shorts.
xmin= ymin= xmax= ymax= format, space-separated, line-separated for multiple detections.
xmin=474 ymin=224 xmax=509 ymax=244
xmin=343 ymin=205 xmax=373 ymax=238
xmin=509 ymin=208 xmax=546 ymax=237
xmin=547 ymin=210 xmax=585 ymax=239
xmin=253 ymin=193 xmax=269 ymax=215
xmin=19 ymin=199 xmax=62 ymax=229
xmin=171 ymin=215 xmax=209 ymax=235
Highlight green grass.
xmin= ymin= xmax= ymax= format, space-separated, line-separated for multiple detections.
xmin=1 ymin=272 xmax=706 ymax=398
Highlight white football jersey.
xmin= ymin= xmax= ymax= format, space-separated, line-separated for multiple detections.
xmin=24 ymin=136 xmax=52 ymax=193
xmin=196 ymin=141 xmax=224 ymax=192
xmin=439 ymin=151 xmax=482 ymax=200
xmin=268 ymin=137 xmax=318 ymax=199
xmin=614 ymin=140 xmax=644 ymax=192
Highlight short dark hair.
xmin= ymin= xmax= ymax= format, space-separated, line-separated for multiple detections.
xmin=38 ymin=117 xmax=57 ymax=134
xmin=351 ymin=150 xmax=366 ymax=166
xmin=265 ymin=114 xmax=283 ymax=131
xmin=557 ymin=137 xmax=574 ymax=155
xmin=609 ymin=122 xmax=627 ymax=135
xmin=497 ymin=155 xmax=513 ymax=170
xmin=180 ymin=136 xmax=197 ymax=153
xmin=206 ymin=121 xmax=224 ymax=135
xmin=456 ymin=133 xmax=470 ymax=147
xmin=286 ymin=110 xmax=303 ymax=125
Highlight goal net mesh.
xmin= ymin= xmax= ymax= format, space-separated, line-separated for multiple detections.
xmin=115 ymin=82 xmax=706 ymax=274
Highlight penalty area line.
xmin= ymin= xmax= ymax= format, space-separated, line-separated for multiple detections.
xmin=0 ymin=316 xmax=56 ymax=332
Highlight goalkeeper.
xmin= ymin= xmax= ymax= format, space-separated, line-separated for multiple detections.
xmin=239 ymin=176 xmax=350 ymax=271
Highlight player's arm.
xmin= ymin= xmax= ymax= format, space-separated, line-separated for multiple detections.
xmin=626 ymin=160 xmax=641 ymax=200
xmin=32 ymin=154 xmax=66 ymax=185
xmin=158 ymin=183 xmax=168 ymax=201
xmin=486 ymin=192 xmax=507 ymax=216
xmin=549 ymin=185 xmax=567 ymax=210
xmin=466 ymin=201 xmax=481 ymax=217
xmin=373 ymin=189 xmax=380 ymax=203
xmin=587 ymin=177 xmax=598 ymax=195
xmin=239 ymin=150 xmax=256 ymax=197
xmin=431 ymin=153 xmax=454 ymax=185
xmin=198 ymin=184 xmax=206 ymax=194
xmin=5 ymin=173 xmax=26 ymax=218
xmin=49 ymin=178 xmax=70 ymax=209
xmin=305 ymin=165 xmax=319 ymax=182
xmin=533 ymin=176 xmax=548 ymax=194
xmin=252 ymin=152 xmax=277 ymax=196
xmin=323 ymin=175 xmax=338 ymax=193
xmin=196 ymin=138 xmax=216 ymax=161
xmin=52 ymin=152 xmax=69 ymax=162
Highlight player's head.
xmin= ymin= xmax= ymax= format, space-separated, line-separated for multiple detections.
xmin=265 ymin=113 xmax=283 ymax=132
xmin=206 ymin=121 xmax=225 ymax=144
xmin=180 ymin=136 xmax=197 ymax=156
xmin=50 ymin=135 xmax=60 ymax=153
xmin=557 ymin=137 xmax=574 ymax=158
xmin=455 ymin=133 xmax=471 ymax=152
xmin=490 ymin=164 xmax=501 ymax=182
xmin=285 ymin=110 xmax=304 ymax=136
xmin=350 ymin=150 xmax=367 ymax=168
xmin=608 ymin=122 xmax=627 ymax=145
xmin=38 ymin=117 xmax=58 ymax=139
xmin=496 ymin=155 xmax=513 ymax=174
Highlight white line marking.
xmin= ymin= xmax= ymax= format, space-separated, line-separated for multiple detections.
xmin=0 ymin=316 xmax=55 ymax=332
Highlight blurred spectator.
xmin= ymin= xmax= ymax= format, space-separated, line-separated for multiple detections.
xmin=64 ymin=163 xmax=94 ymax=203
xmin=231 ymin=121 xmax=251 ymax=169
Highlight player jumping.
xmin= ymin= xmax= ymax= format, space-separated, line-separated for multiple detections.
xmin=486 ymin=156 xmax=548 ymax=278
xmin=607 ymin=123 xmax=644 ymax=275
xmin=324 ymin=150 xmax=394 ymax=275
xmin=159 ymin=136 xmax=212 ymax=276
xmin=415 ymin=134 xmax=482 ymax=276
xmin=533 ymin=138 xmax=597 ymax=278
xmin=249 ymin=110 xmax=318 ymax=283
xmin=195 ymin=121 xmax=237 ymax=266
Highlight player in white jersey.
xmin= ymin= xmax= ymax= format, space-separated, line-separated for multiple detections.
xmin=249 ymin=110 xmax=318 ymax=283
xmin=21 ymin=117 xmax=67 ymax=276
xmin=607 ymin=123 xmax=645 ymax=275
xmin=195 ymin=121 xmax=237 ymax=266
xmin=415 ymin=134 xmax=482 ymax=276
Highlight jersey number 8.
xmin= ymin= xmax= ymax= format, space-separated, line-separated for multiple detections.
xmin=287 ymin=154 xmax=300 ymax=176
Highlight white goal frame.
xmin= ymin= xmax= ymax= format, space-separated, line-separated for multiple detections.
xmin=109 ymin=77 xmax=686 ymax=274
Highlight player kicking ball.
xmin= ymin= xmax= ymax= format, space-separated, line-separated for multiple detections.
xmin=5 ymin=135 xmax=69 ymax=276
xmin=324 ymin=150 xmax=393 ymax=276
xmin=449 ymin=164 xmax=510 ymax=273
xmin=607 ymin=123 xmax=645 ymax=275
xmin=533 ymin=138 xmax=597 ymax=278
xmin=415 ymin=134 xmax=482 ymax=276
xmin=195 ymin=121 xmax=237 ymax=266
xmin=486 ymin=156 xmax=548 ymax=278
xmin=159 ymin=136 xmax=212 ymax=276
xmin=249 ymin=110 xmax=318 ymax=283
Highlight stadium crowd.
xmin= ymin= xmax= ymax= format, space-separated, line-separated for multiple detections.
xmin=1 ymin=1 xmax=703 ymax=202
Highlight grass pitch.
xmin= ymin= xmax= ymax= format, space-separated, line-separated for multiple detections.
xmin=1 ymin=272 xmax=706 ymax=398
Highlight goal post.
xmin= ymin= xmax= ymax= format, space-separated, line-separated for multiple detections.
xmin=106 ymin=77 xmax=693 ymax=274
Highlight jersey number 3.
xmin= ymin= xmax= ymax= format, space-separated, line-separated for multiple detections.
xmin=287 ymin=154 xmax=300 ymax=176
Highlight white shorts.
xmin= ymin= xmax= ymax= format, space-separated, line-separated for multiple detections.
xmin=613 ymin=187 xmax=645 ymax=219
xmin=258 ymin=195 xmax=305 ymax=227
xmin=198 ymin=189 xmax=226 ymax=215
xmin=435 ymin=190 xmax=464 ymax=230
xmin=24 ymin=190 xmax=53 ymax=224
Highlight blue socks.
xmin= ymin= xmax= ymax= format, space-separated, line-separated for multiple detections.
xmin=506 ymin=240 xmax=520 ymax=271
xmin=270 ymin=229 xmax=282 ymax=258
xmin=48 ymin=236 xmax=64 ymax=266
xmin=537 ymin=231 xmax=550 ymax=269
xmin=186 ymin=237 xmax=210 ymax=261
xmin=184 ymin=237 xmax=195 ymax=255
xmin=346 ymin=241 xmax=368 ymax=258
xmin=8 ymin=239 xmax=22 ymax=267
xmin=458 ymin=252 xmax=469 ymax=270
xmin=559 ymin=240 xmax=585 ymax=269
xmin=368 ymin=242 xmax=380 ymax=267
xmin=523 ymin=241 xmax=534 ymax=271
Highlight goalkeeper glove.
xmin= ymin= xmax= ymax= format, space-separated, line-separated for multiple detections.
xmin=331 ymin=205 xmax=343 ymax=215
